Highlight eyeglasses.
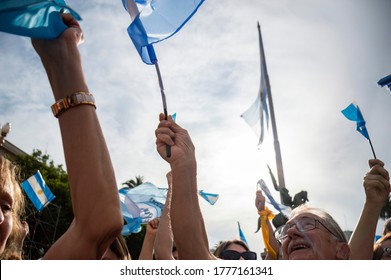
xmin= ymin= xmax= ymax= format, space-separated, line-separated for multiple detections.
xmin=220 ymin=250 xmax=257 ymax=260
xmin=277 ymin=216 xmax=337 ymax=242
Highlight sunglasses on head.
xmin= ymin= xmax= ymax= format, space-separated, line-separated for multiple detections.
xmin=220 ymin=250 xmax=257 ymax=260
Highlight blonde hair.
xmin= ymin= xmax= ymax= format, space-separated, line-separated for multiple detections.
xmin=0 ymin=156 xmax=26 ymax=259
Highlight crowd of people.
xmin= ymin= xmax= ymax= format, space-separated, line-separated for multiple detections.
xmin=1 ymin=13 xmax=390 ymax=261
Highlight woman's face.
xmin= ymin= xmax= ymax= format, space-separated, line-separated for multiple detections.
xmin=0 ymin=179 xmax=15 ymax=254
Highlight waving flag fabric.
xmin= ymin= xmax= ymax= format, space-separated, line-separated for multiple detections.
xmin=241 ymin=23 xmax=270 ymax=146
xmin=21 ymin=170 xmax=55 ymax=212
xmin=119 ymin=191 xmax=142 ymax=235
xmin=238 ymin=222 xmax=248 ymax=246
xmin=341 ymin=102 xmax=369 ymax=140
xmin=0 ymin=0 xmax=81 ymax=39
xmin=198 ymin=190 xmax=219 ymax=205
xmin=378 ymin=74 xmax=391 ymax=92
xmin=122 ymin=0 xmax=205 ymax=65
xmin=119 ymin=182 xmax=167 ymax=227
xmin=257 ymin=179 xmax=291 ymax=217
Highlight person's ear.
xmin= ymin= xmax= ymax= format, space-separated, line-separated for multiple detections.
xmin=336 ymin=243 xmax=350 ymax=260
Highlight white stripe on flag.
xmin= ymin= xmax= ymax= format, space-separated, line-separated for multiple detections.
xmin=27 ymin=174 xmax=49 ymax=207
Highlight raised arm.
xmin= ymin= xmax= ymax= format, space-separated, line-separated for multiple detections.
xmin=349 ymin=159 xmax=391 ymax=259
xmin=255 ymin=190 xmax=280 ymax=259
xmin=155 ymin=113 xmax=216 ymax=260
xmin=32 ymin=14 xmax=123 ymax=259
xmin=139 ymin=218 xmax=159 ymax=260
xmin=154 ymin=171 xmax=175 ymax=260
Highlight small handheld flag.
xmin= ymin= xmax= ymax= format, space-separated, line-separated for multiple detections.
xmin=0 ymin=0 xmax=81 ymax=39
xmin=21 ymin=170 xmax=55 ymax=212
xmin=341 ymin=102 xmax=376 ymax=158
xmin=238 ymin=222 xmax=248 ymax=246
xmin=378 ymin=74 xmax=391 ymax=92
xmin=122 ymin=0 xmax=205 ymax=157
xmin=198 ymin=190 xmax=219 ymax=205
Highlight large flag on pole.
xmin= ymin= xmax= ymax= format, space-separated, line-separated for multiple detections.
xmin=237 ymin=221 xmax=248 ymax=246
xmin=21 ymin=170 xmax=55 ymax=212
xmin=0 ymin=0 xmax=81 ymax=39
xmin=240 ymin=42 xmax=270 ymax=146
xmin=341 ymin=101 xmax=376 ymax=158
xmin=378 ymin=74 xmax=391 ymax=93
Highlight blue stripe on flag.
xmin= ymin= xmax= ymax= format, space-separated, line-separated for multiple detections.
xmin=238 ymin=222 xmax=248 ymax=246
xmin=122 ymin=0 xmax=205 ymax=65
xmin=21 ymin=170 xmax=55 ymax=212
xmin=0 ymin=0 xmax=81 ymax=39
xmin=198 ymin=190 xmax=219 ymax=205
xmin=341 ymin=102 xmax=370 ymax=139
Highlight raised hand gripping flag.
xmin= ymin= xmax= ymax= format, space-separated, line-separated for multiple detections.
xmin=0 ymin=0 xmax=81 ymax=39
xmin=198 ymin=190 xmax=219 ymax=205
xmin=21 ymin=170 xmax=55 ymax=212
xmin=378 ymin=74 xmax=391 ymax=93
xmin=122 ymin=0 xmax=205 ymax=157
xmin=341 ymin=102 xmax=376 ymax=158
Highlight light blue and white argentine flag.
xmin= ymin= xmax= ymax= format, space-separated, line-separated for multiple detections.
xmin=21 ymin=170 xmax=55 ymax=212
xmin=198 ymin=190 xmax=219 ymax=205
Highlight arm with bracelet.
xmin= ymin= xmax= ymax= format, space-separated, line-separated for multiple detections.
xmin=32 ymin=13 xmax=123 ymax=259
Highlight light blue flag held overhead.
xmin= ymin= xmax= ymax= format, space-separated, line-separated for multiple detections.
xmin=341 ymin=102 xmax=376 ymax=159
xmin=198 ymin=190 xmax=219 ymax=205
xmin=119 ymin=182 xmax=167 ymax=236
xmin=121 ymin=0 xmax=205 ymax=157
xmin=0 ymin=0 xmax=81 ymax=39
xmin=378 ymin=74 xmax=391 ymax=93
xmin=21 ymin=170 xmax=55 ymax=212
xmin=118 ymin=191 xmax=142 ymax=235
xmin=237 ymin=222 xmax=248 ymax=246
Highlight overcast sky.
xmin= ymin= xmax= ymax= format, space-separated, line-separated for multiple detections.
xmin=1 ymin=0 xmax=391 ymax=256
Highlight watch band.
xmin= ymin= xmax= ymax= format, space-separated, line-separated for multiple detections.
xmin=51 ymin=92 xmax=96 ymax=118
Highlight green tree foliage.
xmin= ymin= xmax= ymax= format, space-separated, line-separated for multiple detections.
xmin=122 ymin=175 xmax=144 ymax=189
xmin=12 ymin=149 xmax=73 ymax=259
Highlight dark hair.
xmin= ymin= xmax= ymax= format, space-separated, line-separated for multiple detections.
xmin=383 ymin=218 xmax=391 ymax=236
xmin=213 ymin=239 xmax=249 ymax=259
xmin=373 ymin=232 xmax=391 ymax=260
xmin=109 ymin=235 xmax=131 ymax=260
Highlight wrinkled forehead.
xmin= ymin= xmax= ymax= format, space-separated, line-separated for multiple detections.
xmin=287 ymin=213 xmax=321 ymax=224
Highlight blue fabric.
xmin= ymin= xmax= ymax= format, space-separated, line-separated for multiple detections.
xmin=119 ymin=182 xmax=167 ymax=235
xmin=238 ymin=222 xmax=248 ymax=246
xmin=378 ymin=74 xmax=391 ymax=92
xmin=258 ymin=179 xmax=291 ymax=217
xmin=341 ymin=102 xmax=370 ymax=140
xmin=21 ymin=170 xmax=55 ymax=212
xmin=0 ymin=0 xmax=81 ymax=39
xmin=198 ymin=190 xmax=219 ymax=205
xmin=122 ymin=0 xmax=205 ymax=65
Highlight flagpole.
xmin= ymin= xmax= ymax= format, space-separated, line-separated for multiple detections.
xmin=257 ymin=22 xmax=287 ymax=197
xmin=154 ymin=59 xmax=171 ymax=158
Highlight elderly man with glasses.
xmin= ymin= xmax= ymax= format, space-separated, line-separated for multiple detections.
xmin=277 ymin=206 xmax=351 ymax=260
